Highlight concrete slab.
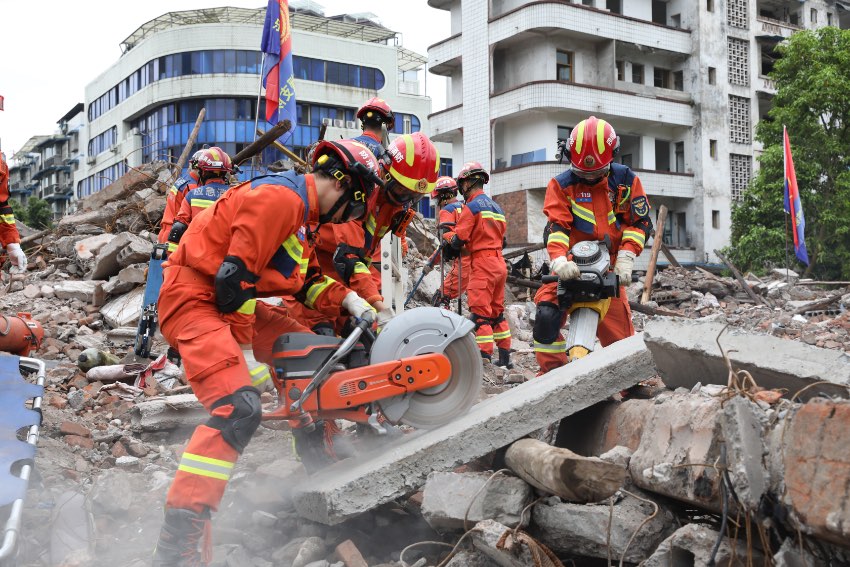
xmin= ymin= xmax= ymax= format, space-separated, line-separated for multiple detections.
xmin=291 ymin=334 xmax=654 ymax=525
xmin=643 ymin=319 xmax=850 ymax=400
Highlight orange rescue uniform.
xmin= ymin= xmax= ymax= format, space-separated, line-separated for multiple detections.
xmin=0 ymin=155 xmax=21 ymax=247
xmin=437 ymin=199 xmax=470 ymax=302
xmin=157 ymin=170 xmax=199 ymax=244
xmin=534 ymin=163 xmax=651 ymax=373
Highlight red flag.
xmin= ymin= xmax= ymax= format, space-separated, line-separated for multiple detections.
xmin=783 ymin=126 xmax=809 ymax=265
xmin=0 ymin=96 xmax=4 ymax=111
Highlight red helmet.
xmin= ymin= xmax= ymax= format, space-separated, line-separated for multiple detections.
xmin=568 ymin=116 xmax=620 ymax=180
xmin=194 ymin=147 xmax=233 ymax=174
xmin=312 ymin=139 xmax=384 ymax=222
xmin=456 ymin=161 xmax=489 ymax=185
xmin=431 ymin=176 xmax=458 ymax=199
xmin=382 ymin=133 xmax=440 ymax=205
xmin=188 ymin=149 xmax=206 ymax=169
xmin=357 ymin=97 xmax=395 ymax=129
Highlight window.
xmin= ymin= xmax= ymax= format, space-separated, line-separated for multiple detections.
xmin=730 ymin=154 xmax=752 ymax=200
xmin=557 ymin=125 xmax=572 ymax=141
xmin=655 ymin=140 xmax=671 ymax=171
xmin=652 ymin=1 xmax=667 ymax=24
xmin=708 ymin=67 xmax=716 ymax=85
xmin=727 ymin=0 xmax=748 ymax=29
xmin=712 ymin=210 xmax=720 ymax=229
xmin=616 ymin=61 xmax=625 ymax=81
xmin=707 ymin=0 xmax=713 ymax=12
xmin=729 ymin=95 xmax=751 ymax=144
xmin=671 ymin=14 xmax=681 ymax=27
xmin=673 ymin=70 xmax=684 ymax=91
xmin=709 ymin=139 xmax=717 ymax=158
xmin=810 ymin=9 xmax=817 ymax=24
xmin=556 ymin=50 xmax=573 ymax=82
xmin=827 ymin=12 xmax=833 ymax=26
xmin=727 ymin=37 xmax=750 ymax=86
xmin=606 ymin=0 xmax=621 ymax=14
xmin=675 ymin=142 xmax=685 ymax=172
xmin=654 ymin=67 xmax=671 ymax=89
xmin=581 ymin=0 xmax=593 ymax=5
xmin=620 ymin=154 xmax=633 ymax=168
xmin=632 ymin=63 xmax=644 ymax=84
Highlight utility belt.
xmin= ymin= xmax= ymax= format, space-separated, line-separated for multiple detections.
xmin=470 ymin=249 xmax=501 ymax=259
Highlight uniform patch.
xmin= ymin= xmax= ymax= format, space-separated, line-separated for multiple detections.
xmin=632 ymin=196 xmax=649 ymax=217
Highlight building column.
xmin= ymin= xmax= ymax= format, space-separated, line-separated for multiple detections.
xmin=461 ymin=0 xmax=491 ymax=185
xmin=640 ymin=136 xmax=656 ymax=170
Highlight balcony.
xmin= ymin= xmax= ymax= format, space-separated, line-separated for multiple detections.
xmin=428 ymin=33 xmax=461 ymax=76
xmin=756 ymin=16 xmax=802 ymax=40
xmin=428 ymin=104 xmax=463 ymax=142
xmin=756 ymin=75 xmax=777 ymax=95
xmin=489 ymin=162 xmax=695 ymax=200
xmin=490 ymin=1 xmax=692 ymax=55
xmin=9 ymin=182 xmax=36 ymax=196
xmin=490 ymin=81 xmax=693 ymax=127
xmin=44 ymin=184 xmax=74 ymax=201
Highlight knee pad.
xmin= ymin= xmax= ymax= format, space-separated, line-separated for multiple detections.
xmin=207 ymin=386 xmax=262 ymax=453
xmin=468 ymin=312 xmax=488 ymax=330
xmin=533 ymin=301 xmax=562 ymax=344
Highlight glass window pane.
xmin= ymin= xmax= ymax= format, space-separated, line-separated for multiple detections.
xmin=224 ymin=99 xmax=236 ymax=118
xmin=225 ymin=50 xmax=236 ymax=74
xmin=235 ymin=120 xmax=246 ymax=141
xmin=226 ymin=120 xmax=236 ymax=140
xmin=216 ymin=121 xmax=225 ymax=141
xmin=375 ymin=70 xmax=385 ymax=90
xmin=191 ymin=52 xmax=202 ymax=74
xmin=311 ymin=60 xmax=324 ymax=82
xmin=213 ymin=50 xmax=225 ymax=73
xmin=237 ymin=50 xmax=247 ymax=73
xmin=201 ymin=51 xmax=213 ymax=74
xmin=350 ymin=65 xmax=360 ymax=87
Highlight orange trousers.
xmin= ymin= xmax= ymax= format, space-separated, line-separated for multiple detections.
xmin=533 ymin=282 xmax=634 ymax=374
xmin=440 ymin=256 xmax=471 ymax=300
xmin=467 ymin=251 xmax=510 ymax=356
xmin=158 ymin=266 xmax=308 ymax=514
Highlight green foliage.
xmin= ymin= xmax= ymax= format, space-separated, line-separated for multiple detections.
xmin=25 ymin=198 xmax=52 ymax=230
xmin=727 ymin=26 xmax=850 ymax=279
xmin=9 ymin=200 xmax=27 ymax=226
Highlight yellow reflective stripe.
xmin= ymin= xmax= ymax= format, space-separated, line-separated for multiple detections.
xmin=191 ymin=198 xmax=215 ymax=209
xmin=622 ymin=229 xmax=646 ymax=246
xmin=0 ymin=214 xmax=15 ymax=224
xmin=170 ymin=187 xmax=178 ymax=196
xmin=475 ymin=335 xmax=494 ymax=343
xmin=209 ymin=148 xmax=221 ymax=161
xmin=167 ymin=242 xmax=178 ymax=253
xmin=177 ymin=452 xmax=235 ymax=481
xmin=548 ymin=231 xmax=570 ymax=248
xmin=390 ymin=166 xmax=437 ymax=194
xmin=480 ymin=211 xmax=506 ymax=223
xmin=569 ymin=199 xmax=596 ymax=225
xmin=575 ymin=120 xmax=586 ymax=154
xmin=493 ymin=330 xmax=512 ymax=340
xmin=177 ymin=464 xmax=230 ymax=481
xmin=250 ymin=365 xmax=271 ymax=387
xmin=534 ymin=340 xmax=566 ymax=354
xmin=597 ymin=119 xmax=608 ymax=154
xmin=365 ymin=214 xmax=377 ymax=234
xmin=353 ymin=262 xmax=371 ymax=275
xmin=237 ymin=298 xmax=257 ymax=315
xmin=281 ymin=234 xmax=308 ymax=274
xmin=607 ymin=211 xmax=617 ymax=225
xmin=182 ymin=452 xmax=235 ymax=469
xmin=305 ymin=276 xmax=335 ymax=309
xmin=402 ymin=134 xmax=415 ymax=166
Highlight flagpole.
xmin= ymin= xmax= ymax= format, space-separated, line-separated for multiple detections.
xmin=252 ymin=52 xmax=267 ymax=177
xmin=782 ymin=124 xmax=790 ymax=284
xmin=784 ymin=211 xmax=791 ymax=284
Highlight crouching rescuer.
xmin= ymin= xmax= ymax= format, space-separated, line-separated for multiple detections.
xmin=533 ymin=116 xmax=652 ymax=374
xmin=151 ymin=139 xmax=383 ymax=566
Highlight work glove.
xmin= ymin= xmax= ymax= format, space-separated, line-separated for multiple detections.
xmin=6 ymin=243 xmax=27 ymax=274
xmin=240 ymin=345 xmax=273 ymax=393
xmin=613 ymin=250 xmax=636 ymax=284
xmin=376 ymin=307 xmax=395 ymax=332
xmin=550 ymin=256 xmax=580 ymax=280
xmin=342 ymin=291 xmax=377 ymax=324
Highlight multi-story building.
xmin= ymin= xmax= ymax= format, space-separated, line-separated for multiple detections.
xmin=427 ymin=0 xmax=847 ymax=264
xmin=7 ymin=136 xmax=47 ymax=207
xmin=77 ymin=2 xmax=448 ymax=216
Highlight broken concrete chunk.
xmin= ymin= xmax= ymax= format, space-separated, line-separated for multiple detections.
xmin=469 ymin=519 xmax=540 ymax=567
xmin=100 ymin=287 xmax=145 ymax=328
xmin=117 ymin=263 xmax=147 ymax=284
xmin=643 ymin=524 xmax=761 ymax=567
xmin=130 ymin=394 xmax=206 ymax=432
xmin=89 ymin=469 xmax=135 ymax=516
xmin=116 ymin=238 xmax=152 ymax=268
xmin=721 ymin=396 xmax=768 ymax=510
xmin=90 ymin=232 xmax=151 ymax=280
xmin=54 ymin=280 xmax=106 ymax=303
xmin=421 ymin=471 xmax=532 ymax=531
xmin=74 ymin=233 xmax=117 ymax=261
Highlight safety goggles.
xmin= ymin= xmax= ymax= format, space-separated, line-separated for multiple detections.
xmin=384 ymin=178 xmax=424 ymax=206
xmin=571 ymin=163 xmax=610 ymax=182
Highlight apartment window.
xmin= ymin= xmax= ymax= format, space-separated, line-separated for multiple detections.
xmin=727 ymin=0 xmax=748 ymax=29
xmin=709 ymin=139 xmax=717 ymax=158
xmin=652 ymin=1 xmax=667 ymax=24
xmin=708 ymin=67 xmax=716 ymax=85
xmin=811 ymin=9 xmax=817 ymax=24
xmin=707 ymin=0 xmax=714 ymax=12
xmin=557 ymin=125 xmax=572 ymax=141
xmin=827 ymin=12 xmax=833 ymax=26
xmin=729 ymin=95 xmax=751 ymax=144
xmin=403 ymin=116 xmax=412 ymax=134
xmin=632 ymin=63 xmax=644 ymax=84
xmin=675 ymin=142 xmax=685 ymax=172
xmin=616 ymin=61 xmax=625 ymax=81
xmin=606 ymin=0 xmax=621 ymax=14
xmin=620 ymin=154 xmax=633 ymax=168
xmin=728 ymin=37 xmax=750 ymax=86
xmin=712 ymin=210 xmax=720 ymax=229
xmin=730 ymin=154 xmax=752 ymax=201
xmin=582 ymin=0 xmax=593 ymax=5
xmin=556 ymin=50 xmax=574 ymax=82
xmin=673 ymin=70 xmax=684 ymax=91
xmin=671 ymin=14 xmax=681 ymax=28
xmin=654 ymin=68 xmax=672 ymax=89
xmin=655 ymin=140 xmax=671 ymax=171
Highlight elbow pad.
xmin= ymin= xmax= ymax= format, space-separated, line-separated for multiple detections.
xmin=332 ymin=243 xmax=368 ymax=285
xmin=214 ymin=256 xmax=259 ymax=313
xmin=449 ymin=234 xmax=465 ymax=251
xmin=168 ymin=221 xmax=189 ymax=245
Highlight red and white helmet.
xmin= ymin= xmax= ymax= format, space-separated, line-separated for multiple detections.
xmin=382 ymin=133 xmax=440 ymax=205
xmin=568 ymin=116 xmax=620 ymax=181
xmin=357 ymin=97 xmax=395 ymax=130
xmin=194 ymin=147 xmax=233 ymax=174
xmin=456 ymin=161 xmax=489 ymax=185
xmin=312 ymin=139 xmax=384 ymax=222
xmin=431 ymin=176 xmax=458 ymax=200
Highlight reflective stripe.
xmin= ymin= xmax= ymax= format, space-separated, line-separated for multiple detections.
xmin=192 ymin=198 xmax=215 ymax=209
xmin=237 ymin=299 xmax=257 ymax=315
xmin=575 ymin=120 xmax=586 ymax=154
xmin=548 ymin=231 xmax=570 ymax=248
xmin=365 ymin=214 xmax=377 ymax=234
xmin=167 ymin=242 xmax=178 ymax=253
xmin=281 ymin=234 xmax=308 ymax=274
xmin=475 ymin=335 xmax=494 ymax=343
xmin=250 ymin=364 xmax=271 ymax=388
xmin=305 ymin=276 xmax=335 ymax=309
xmin=534 ymin=340 xmax=566 ymax=354
xmin=391 ymin=166 xmax=437 ymax=194
xmin=170 ymin=187 xmax=178 ymax=196
xmin=177 ymin=452 xmax=235 ymax=481
xmin=480 ymin=211 xmax=506 ymax=223
xmin=597 ymin=119 xmax=608 ymax=154
xmin=621 ymin=229 xmax=646 ymax=247
xmin=353 ymin=262 xmax=371 ymax=275
xmin=493 ymin=330 xmax=511 ymax=340
xmin=569 ymin=199 xmax=596 ymax=226
xmin=607 ymin=210 xmax=617 ymax=225
xmin=0 ymin=214 xmax=15 ymax=225
xmin=402 ymin=134 xmax=415 ymax=167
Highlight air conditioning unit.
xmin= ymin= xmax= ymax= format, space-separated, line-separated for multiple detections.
xmin=109 ymin=144 xmax=119 ymax=154
xmin=86 ymin=155 xmax=96 ymax=166
xmin=322 ymin=117 xmax=333 ymax=126
xmin=333 ymin=119 xmax=345 ymax=128
xmin=345 ymin=120 xmax=357 ymax=129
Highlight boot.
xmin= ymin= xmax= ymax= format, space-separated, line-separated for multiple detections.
xmin=494 ymin=347 xmax=514 ymax=370
xmin=480 ymin=350 xmax=491 ymax=363
xmin=292 ymin=421 xmax=337 ymax=474
xmin=152 ymin=507 xmax=211 ymax=566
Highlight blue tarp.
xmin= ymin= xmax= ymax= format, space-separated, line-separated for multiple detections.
xmin=0 ymin=355 xmax=42 ymax=508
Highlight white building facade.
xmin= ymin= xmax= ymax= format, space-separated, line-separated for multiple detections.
xmin=77 ymin=4 xmax=449 ymax=215
xmin=427 ymin=0 xmax=848 ymax=264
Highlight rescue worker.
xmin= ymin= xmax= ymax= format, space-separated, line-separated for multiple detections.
xmin=158 ymin=150 xmax=203 ymax=245
xmin=167 ymin=147 xmax=234 ymax=252
xmin=533 ymin=116 xmax=652 ymax=374
xmin=442 ymin=163 xmax=512 ymax=368
xmin=353 ymin=97 xmax=394 ymax=158
xmin=430 ymin=176 xmax=470 ymax=309
xmin=0 ymin=152 xmax=26 ymax=273
xmin=152 ymin=139 xmax=384 ymax=566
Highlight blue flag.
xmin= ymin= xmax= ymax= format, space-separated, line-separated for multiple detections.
xmin=261 ymin=0 xmax=296 ymax=128
xmin=783 ymin=126 xmax=809 ymax=266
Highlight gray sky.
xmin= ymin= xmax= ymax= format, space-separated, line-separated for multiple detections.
xmin=0 ymin=0 xmax=449 ymax=158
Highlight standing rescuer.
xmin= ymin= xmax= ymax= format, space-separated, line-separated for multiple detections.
xmin=151 ymin=139 xmax=383 ymax=567
xmin=0 ymin=153 xmax=26 ymax=273
xmin=442 ymin=162 xmax=512 ymax=368
xmin=353 ymin=96 xmax=394 ymax=158
xmin=158 ymin=150 xmax=203 ymax=246
xmin=430 ymin=176 xmax=470 ymax=309
xmin=533 ymin=116 xmax=652 ymax=374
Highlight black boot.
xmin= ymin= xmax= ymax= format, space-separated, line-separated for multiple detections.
xmin=152 ymin=507 xmax=210 ymax=566
xmin=480 ymin=350 xmax=491 ymax=363
xmin=494 ymin=347 xmax=514 ymax=369
xmin=292 ymin=421 xmax=337 ymax=474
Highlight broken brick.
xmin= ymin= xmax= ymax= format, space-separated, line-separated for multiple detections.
xmin=60 ymin=421 xmax=92 ymax=438
xmin=64 ymin=435 xmax=95 ymax=450
xmin=335 ymin=540 xmax=368 ymax=567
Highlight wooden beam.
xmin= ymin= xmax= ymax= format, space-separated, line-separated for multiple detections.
xmin=659 ymin=242 xmax=681 ymax=267
xmin=503 ymin=243 xmax=546 ymax=260
xmin=792 ymin=294 xmax=841 ymax=315
xmin=255 ymin=127 xmax=308 ymax=168
xmin=713 ymin=248 xmax=765 ymax=306
xmin=628 ymin=300 xmax=685 ymax=318
xmin=641 ymin=204 xmax=668 ymax=304
xmin=169 ymin=108 xmax=205 ymax=186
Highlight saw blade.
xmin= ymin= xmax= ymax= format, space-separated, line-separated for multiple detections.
xmin=379 ymin=332 xmax=482 ymax=429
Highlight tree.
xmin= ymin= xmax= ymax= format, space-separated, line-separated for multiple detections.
xmin=727 ymin=27 xmax=850 ymax=279
xmin=9 ymin=200 xmax=28 ymax=226
xmin=25 ymin=198 xmax=52 ymax=230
